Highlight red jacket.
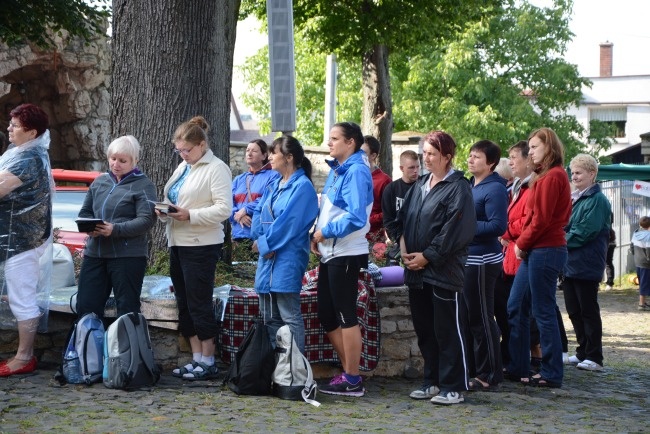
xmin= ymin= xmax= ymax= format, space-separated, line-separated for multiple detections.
xmin=502 ymin=178 xmax=530 ymax=276
xmin=516 ymin=166 xmax=572 ymax=252
xmin=367 ymin=167 xmax=391 ymax=242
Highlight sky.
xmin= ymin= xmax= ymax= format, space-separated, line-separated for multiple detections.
xmin=530 ymin=0 xmax=650 ymax=77
xmin=232 ymin=0 xmax=650 ymax=114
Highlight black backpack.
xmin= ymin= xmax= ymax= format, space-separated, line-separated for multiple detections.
xmin=224 ymin=318 xmax=275 ymax=395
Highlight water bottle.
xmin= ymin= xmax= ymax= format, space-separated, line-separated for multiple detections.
xmin=63 ymin=349 xmax=83 ymax=383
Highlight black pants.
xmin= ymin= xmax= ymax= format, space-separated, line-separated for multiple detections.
xmin=317 ymin=254 xmax=367 ymax=331
xmin=605 ymin=245 xmax=615 ymax=285
xmin=409 ymin=282 xmax=468 ymax=392
xmin=562 ymin=277 xmax=603 ymax=365
xmin=494 ymin=272 xmax=513 ymax=366
xmin=170 ymin=244 xmax=222 ymax=341
xmin=76 ymin=256 xmax=147 ymax=318
xmin=461 ymin=263 xmax=503 ymax=384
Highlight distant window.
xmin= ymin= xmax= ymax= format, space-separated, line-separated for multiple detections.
xmin=590 ymin=107 xmax=627 ymax=138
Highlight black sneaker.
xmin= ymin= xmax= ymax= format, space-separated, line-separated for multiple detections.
xmin=319 ymin=378 xmax=365 ymax=397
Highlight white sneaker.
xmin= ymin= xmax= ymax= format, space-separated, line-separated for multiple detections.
xmin=576 ymin=359 xmax=604 ymax=371
xmin=430 ymin=391 xmax=464 ymax=405
xmin=562 ymin=353 xmax=569 ymax=364
xmin=604 ymin=285 xmax=613 ymax=291
xmin=566 ymin=355 xmax=581 ymax=365
xmin=409 ymin=385 xmax=440 ymax=400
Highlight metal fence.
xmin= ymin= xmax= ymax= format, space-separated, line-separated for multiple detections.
xmin=600 ymin=180 xmax=650 ymax=281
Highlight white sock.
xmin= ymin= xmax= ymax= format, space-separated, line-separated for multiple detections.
xmin=201 ymin=355 xmax=215 ymax=366
xmin=193 ymin=352 xmax=202 ymax=363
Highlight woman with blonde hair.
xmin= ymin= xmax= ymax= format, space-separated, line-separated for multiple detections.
xmin=506 ymin=127 xmax=571 ymax=388
xmin=563 ymin=154 xmax=610 ymax=371
xmin=160 ymin=116 xmax=232 ymax=380
xmin=75 ymin=135 xmax=157 ymax=320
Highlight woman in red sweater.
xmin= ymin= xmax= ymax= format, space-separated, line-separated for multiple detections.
xmin=505 ymin=128 xmax=571 ymax=388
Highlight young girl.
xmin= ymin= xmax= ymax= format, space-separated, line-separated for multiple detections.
xmin=631 ymin=216 xmax=650 ymax=311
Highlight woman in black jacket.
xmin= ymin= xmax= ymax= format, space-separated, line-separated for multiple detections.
xmin=388 ymin=130 xmax=476 ymax=405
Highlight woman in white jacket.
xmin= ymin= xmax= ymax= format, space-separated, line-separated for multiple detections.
xmin=160 ymin=116 xmax=232 ymax=380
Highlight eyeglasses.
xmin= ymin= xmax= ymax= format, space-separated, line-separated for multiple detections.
xmin=173 ymin=147 xmax=194 ymax=156
xmin=8 ymin=122 xmax=23 ymax=130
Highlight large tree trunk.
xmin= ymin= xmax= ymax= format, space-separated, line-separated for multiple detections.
xmin=111 ymin=0 xmax=240 ymax=261
xmin=361 ymin=44 xmax=393 ymax=176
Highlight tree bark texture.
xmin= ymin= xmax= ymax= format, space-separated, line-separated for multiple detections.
xmin=361 ymin=44 xmax=393 ymax=176
xmin=111 ymin=0 xmax=240 ymax=257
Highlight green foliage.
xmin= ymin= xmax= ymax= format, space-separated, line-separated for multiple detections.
xmin=242 ymin=0 xmax=502 ymax=60
xmin=239 ymin=29 xmax=361 ymax=146
xmin=0 ymin=0 xmax=110 ymax=48
xmin=588 ymin=120 xmax=617 ymax=159
xmin=392 ymin=0 xmax=594 ymax=164
xmin=147 ymin=249 xmax=171 ymax=276
xmin=241 ymin=0 xmax=599 ymax=165
xmin=146 ymin=247 xmax=257 ymax=288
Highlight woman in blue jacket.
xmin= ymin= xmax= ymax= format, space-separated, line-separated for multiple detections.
xmin=251 ymin=135 xmax=318 ymax=354
xmin=311 ymin=122 xmax=374 ymax=397
xmin=231 ymin=139 xmax=279 ymax=259
xmin=464 ymin=140 xmax=508 ymax=389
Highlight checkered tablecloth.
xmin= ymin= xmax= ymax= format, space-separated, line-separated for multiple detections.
xmin=219 ymin=270 xmax=381 ymax=372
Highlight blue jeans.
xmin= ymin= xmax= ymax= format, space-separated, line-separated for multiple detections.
xmin=260 ymin=292 xmax=305 ymax=354
xmin=507 ymin=247 xmax=567 ymax=384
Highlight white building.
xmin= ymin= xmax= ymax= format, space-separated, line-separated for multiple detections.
xmin=567 ymin=42 xmax=650 ymax=160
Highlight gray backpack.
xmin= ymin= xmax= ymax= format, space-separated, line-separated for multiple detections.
xmin=272 ymin=325 xmax=320 ymax=406
xmin=103 ymin=313 xmax=160 ymax=390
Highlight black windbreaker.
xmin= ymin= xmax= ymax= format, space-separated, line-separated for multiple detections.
xmin=388 ymin=170 xmax=476 ymax=292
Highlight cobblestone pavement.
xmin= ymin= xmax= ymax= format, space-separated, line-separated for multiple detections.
xmin=1 ymin=288 xmax=648 ymax=433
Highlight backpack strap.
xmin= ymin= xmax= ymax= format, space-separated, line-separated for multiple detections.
xmin=122 ymin=313 xmax=157 ymax=384
xmin=132 ymin=314 xmax=158 ymax=381
xmin=293 ymin=337 xmax=320 ymax=407
xmin=55 ymin=316 xmax=80 ymax=385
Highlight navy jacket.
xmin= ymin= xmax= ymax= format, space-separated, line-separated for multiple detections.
xmin=468 ymin=172 xmax=508 ymax=257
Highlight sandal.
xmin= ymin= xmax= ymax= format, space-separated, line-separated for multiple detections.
xmin=468 ymin=377 xmax=499 ymax=391
xmin=182 ymin=362 xmax=219 ymax=381
xmin=503 ymin=369 xmax=534 ymax=382
xmin=172 ymin=361 xmax=198 ymax=378
xmin=521 ymin=374 xmax=561 ymax=388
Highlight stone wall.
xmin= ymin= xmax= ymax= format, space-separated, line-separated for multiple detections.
xmin=0 ymin=31 xmax=111 ymax=170
xmin=0 ymin=286 xmax=422 ymax=379
xmin=1 ymin=29 xmax=421 ymax=180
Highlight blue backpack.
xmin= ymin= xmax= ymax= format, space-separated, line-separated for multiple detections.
xmin=60 ymin=313 xmax=105 ymax=384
